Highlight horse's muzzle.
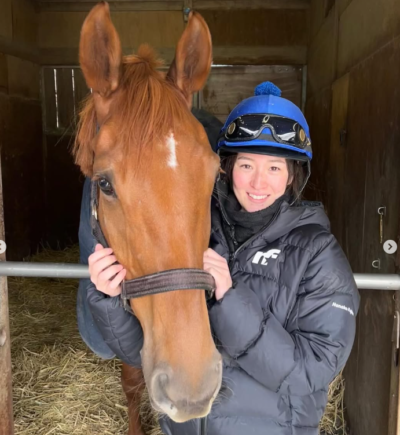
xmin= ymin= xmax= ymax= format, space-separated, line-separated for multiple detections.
xmin=149 ymin=351 xmax=223 ymax=422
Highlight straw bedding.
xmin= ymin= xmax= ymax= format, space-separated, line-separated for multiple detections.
xmin=8 ymin=245 xmax=347 ymax=435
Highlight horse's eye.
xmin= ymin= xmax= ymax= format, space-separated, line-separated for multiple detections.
xmin=98 ymin=178 xmax=114 ymax=196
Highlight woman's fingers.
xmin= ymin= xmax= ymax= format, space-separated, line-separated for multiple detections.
xmin=102 ymin=268 xmax=126 ymax=296
xmin=90 ymin=255 xmax=118 ymax=282
xmin=204 ymin=249 xmax=229 ymax=277
xmin=88 ymin=246 xmax=113 ymax=266
xmin=204 ymin=248 xmax=233 ymax=301
xmin=109 ymin=268 xmax=127 ymax=290
xmin=87 ymin=245 xmax=126 ymax=296
xmin=203 ymin=260 xmax=226 ymax=279
xmin=203 ymin=256 xmax=227 ymax=270
xmin=98 ymin=264 xmax=124 ymax=283
xmin=204 ymin=266 xmax=223 ymax=280
xmin=204 ymin=248 xmax=225 ymax=261
xmin=204 ymin=250 xmax=228 ymax=266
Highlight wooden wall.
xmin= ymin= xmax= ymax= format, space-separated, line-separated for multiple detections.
xmin=0 ymin=0 xmax=44 ymax=261
xmin=38 ymin=6 xmax=308 ymax=66
xmin=202 ymin=65 xmax=302 ymax=122
xmin=306 ymin=1 xmax=400 ymax=434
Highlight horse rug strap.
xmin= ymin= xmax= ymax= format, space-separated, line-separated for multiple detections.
xmin=89 ymin=181 xmax=216 ymax=312
xmin=90 ymin=180 xmax=109 ymax=249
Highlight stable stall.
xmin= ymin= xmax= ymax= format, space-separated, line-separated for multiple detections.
xmin=0 ymin=1 xmax=400 ymax=434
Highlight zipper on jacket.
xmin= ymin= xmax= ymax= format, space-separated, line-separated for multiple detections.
xmin=226 ymin=207 xmax=281 ymax=268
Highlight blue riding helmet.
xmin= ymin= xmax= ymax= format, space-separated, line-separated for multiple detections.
xmin=217 ymin=82 xmax=312 ymax=162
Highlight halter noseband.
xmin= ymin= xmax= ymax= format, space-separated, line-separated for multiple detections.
xmin=90 ymin=181 xmax=216 ymax=314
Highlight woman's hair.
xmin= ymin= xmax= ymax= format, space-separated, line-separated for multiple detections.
xmin=220 ymin=153 xmax=306 ymax=204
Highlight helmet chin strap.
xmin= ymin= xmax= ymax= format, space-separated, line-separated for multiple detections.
xmin=289 ymin=160 xmax=311 ymax=206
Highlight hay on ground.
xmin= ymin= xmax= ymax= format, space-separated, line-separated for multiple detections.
xmin=320 ymin=372 xmax=348 ymax=435
xmin=9 ymin=245 xmax=130 ymax=435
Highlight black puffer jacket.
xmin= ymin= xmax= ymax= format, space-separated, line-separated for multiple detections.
xmin=87 ymin=194 xmax=360 ymax=435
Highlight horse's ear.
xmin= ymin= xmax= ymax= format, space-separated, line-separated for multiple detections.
xmin=79 ymin=2 xmax=122 ymax=104
xmin=166 ymin=11 xmax=212 ymax=108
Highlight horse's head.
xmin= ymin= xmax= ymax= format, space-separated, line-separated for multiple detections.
xmin=75 ymin=2 xmax=221 ymax=422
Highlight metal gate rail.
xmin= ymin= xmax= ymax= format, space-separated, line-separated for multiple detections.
xmin=1 ymin=261 xmax=400 ymax=290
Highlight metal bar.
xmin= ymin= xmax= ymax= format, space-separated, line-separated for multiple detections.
xmin=1 ymin=262 xmax=400 ymax=290
xmin=354 ymin=274 xmax=400 ymax=291
xmin=0 ymin=262 xmax=88 ymax=279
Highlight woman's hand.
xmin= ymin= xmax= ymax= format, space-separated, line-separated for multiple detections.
xmin=88 ymin=244 xmax=126 ymax=296
xmin=203 ymin=248 xmax=233 ymax=301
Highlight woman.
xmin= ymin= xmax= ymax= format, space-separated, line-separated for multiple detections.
xmin=83 ymin=82 xmax=360 ymax=435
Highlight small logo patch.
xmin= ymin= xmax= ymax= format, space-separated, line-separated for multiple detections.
xmin=227 ymin=122 xmax=236 ymax=135
xmin=252 ymin=249 xmax=281 ymax=266
xmin=332 ymin=302 xmax=354 ymax=316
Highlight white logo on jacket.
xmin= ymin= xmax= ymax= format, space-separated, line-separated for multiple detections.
xmin=252 ymin=249 xmax=281 ymax=266
xmin=332 ymin=302 xmax=354 ymax=316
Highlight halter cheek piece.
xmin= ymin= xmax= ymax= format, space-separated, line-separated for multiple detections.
xmin=90 ymin=181 xmax=216 ymax=314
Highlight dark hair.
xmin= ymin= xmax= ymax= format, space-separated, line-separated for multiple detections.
xmin=220 ymin=153 xmax=306 ymax=204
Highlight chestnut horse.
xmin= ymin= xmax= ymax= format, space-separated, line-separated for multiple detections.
xmin=73 ymin=2 xmax=222 ymax=433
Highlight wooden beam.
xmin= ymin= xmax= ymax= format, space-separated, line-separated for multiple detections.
xmin=40 ymin=45 xmax=306 ymax=66
xmin=38 ymin=0 xmax=310 ymax=12
xmin=0 ymin=36 xmax=40 ymax=64
xmin=194 ymin=0 xmax=310 ymax=10
xmin=213 ymin=46 xmax=307 ymax=65
xmin=39 ymin=1 xmax=182 ymax=12
xmin=0 ymin=145 xmax=14 ymax=435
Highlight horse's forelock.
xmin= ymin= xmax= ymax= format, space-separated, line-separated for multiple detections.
xmin=74 ymin=44 xmax=191 ymax=177
xmin=73 ymin=95 xmax=97 ymax=177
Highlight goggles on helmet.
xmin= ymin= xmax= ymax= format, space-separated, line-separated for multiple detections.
xmin=219 ymin=114 xmax=311 ymax=149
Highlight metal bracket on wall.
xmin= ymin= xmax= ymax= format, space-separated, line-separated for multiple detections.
xmin=372 ymin=259 xmax=381 ymax=269
xmin=378 ymin=206 xmax=386 ymax=244
xmin=183 ymin=0 xmax=192 ymax=22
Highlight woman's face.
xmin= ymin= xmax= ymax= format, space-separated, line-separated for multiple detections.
xmin=232 ymin=153 xmax=291 ymax=212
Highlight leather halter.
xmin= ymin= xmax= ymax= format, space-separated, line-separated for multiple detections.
xmin=90 ymin=181 xmax=216 ymax=313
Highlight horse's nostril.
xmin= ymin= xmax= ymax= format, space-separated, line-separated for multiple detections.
xmin=153 ymin=371 xmax=170 ymax=397
xmin=157 ymin=372 xmax=169 ymax=389
xmin=152 ymin=371 xmax=178 ymax=417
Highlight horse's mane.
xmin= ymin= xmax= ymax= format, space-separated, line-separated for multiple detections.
xmin=73 ymin=45 xmax=188 ymax=176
